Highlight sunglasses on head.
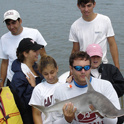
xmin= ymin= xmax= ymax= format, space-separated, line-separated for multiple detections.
xmin=73 ymin=65 xmax=91 ymax=71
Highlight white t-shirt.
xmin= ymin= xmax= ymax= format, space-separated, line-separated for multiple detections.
xmin=0 ymin=27 xmax=47 ymax=81
xmin=91 ymin=68 xmax=101 ymax=79
xmin=53 ymin=77 xmax=120 ymax=124
xmin=69 ymin=14 xmax=114 ymax=63
xmin=29 ymin=81 xmax=62 ymax=124
xmin=58 ymin=71 xmax=70 ymax=83
xmin=21 ymin=63 xmax=37 ymax=78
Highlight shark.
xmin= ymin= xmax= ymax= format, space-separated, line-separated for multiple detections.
xmin=31 ymin=77 xmax=124 ymax=119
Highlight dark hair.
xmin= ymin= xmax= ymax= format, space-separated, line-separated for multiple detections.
xmin=16 ymin=49 xmax=30 ymax=62
xmin=5 ymin=18 xmax=20 ymax=24
xmin=69 ymin=51 xmax=91 ymax=67
xmin=77 ymin=0 xmax=95 ymax=5
xmin=38 ymin=55 xmax=57 ymax=74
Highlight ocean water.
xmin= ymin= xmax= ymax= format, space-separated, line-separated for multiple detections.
xmin=0 ymin=0 xmax=124 ymax=76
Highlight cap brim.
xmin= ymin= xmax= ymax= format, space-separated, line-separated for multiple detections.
xmin=3 ymin=16 xmax=18 ymax=22
xmin=31 ymin=44 xmax=44 ymax=51
xmin=90 ymin=53 xmax=102 ymax=57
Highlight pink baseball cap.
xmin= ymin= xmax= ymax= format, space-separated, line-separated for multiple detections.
xmin=86 ymin=44 xmax=103 ymax=57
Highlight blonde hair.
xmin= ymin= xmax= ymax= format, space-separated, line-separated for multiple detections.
xmin=38 ymin=55 xmax=57 ymax=74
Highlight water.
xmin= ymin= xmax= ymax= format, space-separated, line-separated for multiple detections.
xmin=0 ymin=0 xmax=124 ymax=77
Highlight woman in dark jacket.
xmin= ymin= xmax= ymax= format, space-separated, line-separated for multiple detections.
xmin=94 ymin=63 xmax=124 ymax=97
xmin=86 ymin=44 xmax=124 ymax=124
xmin=10 ymin=38 xmax=44 ymax=124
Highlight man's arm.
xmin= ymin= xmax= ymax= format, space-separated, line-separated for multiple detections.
xmin=107 ymin=36 xmax=120 ymax=69
xmin=39 ymin=47 xmax=47 ymax=56
xmin=71 ymin=42 xmax=80 ymax=53
xmin=0 ymin=59 xmax=8 ymax=87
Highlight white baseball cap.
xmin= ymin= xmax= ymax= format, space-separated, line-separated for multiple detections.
xmin=3 ymin=9 xmax=20 ymax=22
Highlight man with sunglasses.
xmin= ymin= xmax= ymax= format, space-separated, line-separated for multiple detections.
xmin=53 ymin=51 xmax=120 ymax=124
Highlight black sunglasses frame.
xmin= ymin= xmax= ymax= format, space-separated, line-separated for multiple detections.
xmin=73 ymin=65 xmax=91 ymax=71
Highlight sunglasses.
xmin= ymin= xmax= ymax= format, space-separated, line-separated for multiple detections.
xmin=73 ymin=65 xmax=91 ymax=71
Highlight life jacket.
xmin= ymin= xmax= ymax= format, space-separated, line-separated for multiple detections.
xmin=0 ymin=87 xmax=23 ymax=124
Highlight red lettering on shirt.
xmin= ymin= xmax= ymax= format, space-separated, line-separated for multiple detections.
xmin=44 ymin=95 xmax=53 ymax=107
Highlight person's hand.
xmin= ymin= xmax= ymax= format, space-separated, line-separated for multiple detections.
xmin=89 ymin=104 xmax=104 ymax=119
xmin=26 ymin=72 xmax=36 ymax=87
xmin=66 ymin=75 xmax=73 ymax=83
xmin=63 ymin=102 xmax=77 ymax=123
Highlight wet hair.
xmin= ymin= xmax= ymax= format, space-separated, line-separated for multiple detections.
xmin=69 ymin=51 xmax=91 ymax=67
xmin=16 ymin=49 xmax=30 ymax=62
xmin=38 ymin=55 xmax=57 ymax=74
xmin=77 ymin=0 xmax=95 ymax=5
xmin=5 ymin=18 xmax=20 ymax=24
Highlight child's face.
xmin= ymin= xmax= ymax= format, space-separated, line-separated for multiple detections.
xmin=42 ymin=64 xmax=58 ymax=84
xmin=91 ymin=56 xmax=102 ymax=69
